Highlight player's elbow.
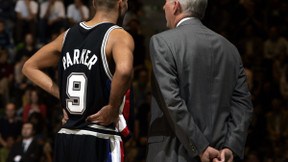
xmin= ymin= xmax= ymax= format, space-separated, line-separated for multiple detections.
xmin=116 ymin=64 xmax=133 ymax=81
xmin=22 ymin=60 xmax=33 ymax=77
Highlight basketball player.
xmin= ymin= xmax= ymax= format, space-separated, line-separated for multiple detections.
xmin=22 ymin=0 xmax=134 ymax=161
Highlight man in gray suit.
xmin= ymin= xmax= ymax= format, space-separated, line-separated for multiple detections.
xmin=147 ymin=0 xmax=253 ymax=161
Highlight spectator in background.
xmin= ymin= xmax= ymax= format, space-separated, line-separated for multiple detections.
xmin=245 ymin=151 xmax=261 ymax=162
xmin=14 ymin=55 xmax=29 ymax=90
xmin=16 ymin=87 xmax=32 ymax=118
xmin=277 ymin=2 xmax=288 ymax=38
xmin=28 ymin=112 xmax=47 ymax=141
xmin=0 ymin=50 xmax=14 ymax=106
xmin=280 ymin=68 xmax=288 ymax=100
xmin=67 ymin=0 xmax=89 ymax=26
xmin=63 ymin=0 xmax=74 ymax=8
xmin=0 ymin=0 xmax=14 ymax=35
xmin=134 ymin=91 xmax=151 ymax=161
xmin=127 ymin=19 xmax=146 ymax=67
xmin=22 ymin=89 xmax=47 ymax=122
xmin=266 ymin=98 xmax=288 ymax=148
xmin=14 ymin=33 xmax=37 ymax=63
xmin=0 ymin=103 xmax=22 ymax=148
xmin=39 ymin=0 xmax=65 ymax=44
xmin=14 ymin=55 xmax=31 ymax=109
xmin=133 ymin=66 xmax=150 ymax=111
xmin=0 ymin=0 xmax=13 ymax=21
xmin=238 ymin=25 xmax=264 ymax=58
xmin=63 ymin=0 xmax=89 ymax=8
xmin=245 ymin=104 xmax=267 ymax=153
xmin=0 ymin=136 xmax=15 ymax=162
xmin=0 ymin=20 xmax=12 ymax=50
xmin=239 ymin=0 xmax=265 ymax=37
xmin=14 ymin=0 xmax=38 ymax=44
xmin=264 ymin=26 xmax=288 ymax=60
xmin=273 ymin=49 xmax=288 ymax=84
xmin=122 ymin=0 xmax=143 ymax=29
xmin=7 ymin=122 xmax=43 ymax=162
xmin=245 ymin=67 xmax=254 ymax=92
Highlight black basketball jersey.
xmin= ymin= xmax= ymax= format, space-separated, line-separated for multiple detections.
xmin=58 ymin=22 xmax=121 ymax=129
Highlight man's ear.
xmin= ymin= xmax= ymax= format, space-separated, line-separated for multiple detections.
xmin=173 ymin=0 xmax=181 ymax=15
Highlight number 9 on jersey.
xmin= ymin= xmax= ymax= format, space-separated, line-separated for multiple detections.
xmin=66 ymin=72 xmax=88 ymax=115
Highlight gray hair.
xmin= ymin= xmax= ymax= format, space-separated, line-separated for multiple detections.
xmin=173 ymin=0 xmax=208 ymax=19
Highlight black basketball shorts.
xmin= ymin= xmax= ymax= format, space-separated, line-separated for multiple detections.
xmin=53 ymin=124 xmax=124 ymax=162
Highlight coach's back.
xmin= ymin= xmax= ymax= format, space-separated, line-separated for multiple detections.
xmin=148 ymin=18 xmax=253 ymax=161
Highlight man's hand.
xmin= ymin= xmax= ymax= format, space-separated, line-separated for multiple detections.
xmin=86 ymin=105 xmax=119 ymax=126
xmin=212 ymin=148 xmax=233 ymax=162
xmin=199 ymin=146 xmax=220 ymax=162
xmin=62 ymin=109 xmax=68 ymax=125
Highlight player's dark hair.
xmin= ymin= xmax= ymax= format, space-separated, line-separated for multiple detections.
xmin=94 ymin=0 xmax=119 ymax=10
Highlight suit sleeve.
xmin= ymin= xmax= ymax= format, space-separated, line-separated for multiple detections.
xmin=223 ymin=59 xmax=253 ymax=159
xmin=149 ymin=35 xmax=209 ymax=157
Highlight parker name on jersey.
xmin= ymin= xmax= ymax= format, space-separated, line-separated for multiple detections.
xmin=62 ymin=48 xmax=98 ymax=70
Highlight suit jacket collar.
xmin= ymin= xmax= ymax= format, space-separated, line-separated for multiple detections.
xmin=177 ymin=17 xmax=202 ymax=28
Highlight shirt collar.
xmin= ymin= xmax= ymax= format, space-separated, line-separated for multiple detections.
xmin=23 ymin=138 xmax=33 ymax=145
xmin=176 ymin=17 xmax=193 ymax=27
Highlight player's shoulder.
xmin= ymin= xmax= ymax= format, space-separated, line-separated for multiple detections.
xmin=110 ymin=27 xmax=134 ymax=45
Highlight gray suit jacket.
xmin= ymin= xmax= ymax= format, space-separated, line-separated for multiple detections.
xmin=147 ymin=18 xmax=253 ymax=162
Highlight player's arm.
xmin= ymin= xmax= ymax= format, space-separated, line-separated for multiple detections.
xmin=109 ymin=29 xmax=134 ymax=112
xmin=86 ymin=29 xmax=134 ymax=126
xmin=22 ymin=33 xmax=64 ymax=99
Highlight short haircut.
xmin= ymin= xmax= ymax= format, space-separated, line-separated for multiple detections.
xmin=94 ymin=0 xmax=119 ymax=10
xmin=175 ymin=0 xmax=208 ymax=19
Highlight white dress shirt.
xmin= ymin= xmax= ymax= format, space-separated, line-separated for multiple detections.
xmin=40 ymin=1 xmax=65 ymax=20
xmin=22 ymin=138 xmax=33 ymax=152
xmin=15 ymin=0 xmax=38 ymax=18
xmin=67 ymin=4 xmax=89 ymax=22
xmin=176 ymin=17 xmax=193 ymax=27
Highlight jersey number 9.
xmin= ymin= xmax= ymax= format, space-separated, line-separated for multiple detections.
xmin=66 ymin=73 xmax=88 ymax=115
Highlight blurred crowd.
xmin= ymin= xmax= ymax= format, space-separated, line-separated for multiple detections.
xmin=204 ymin=1 xmax=288 ymax=162
xmin=1 ymin=0 xmax=288 ymax=162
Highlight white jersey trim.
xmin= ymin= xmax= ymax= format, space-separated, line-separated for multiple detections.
xmin=79 ymin=21 xmax=109 ymax=30
xmin=101 ymin=25 xmax=122 ymax=80
xmin=62 ymin=28 xmax=70 ymax=47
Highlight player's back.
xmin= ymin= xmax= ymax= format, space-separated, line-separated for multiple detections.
xmin=58 ymin=22 xmax=120 ymax=129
